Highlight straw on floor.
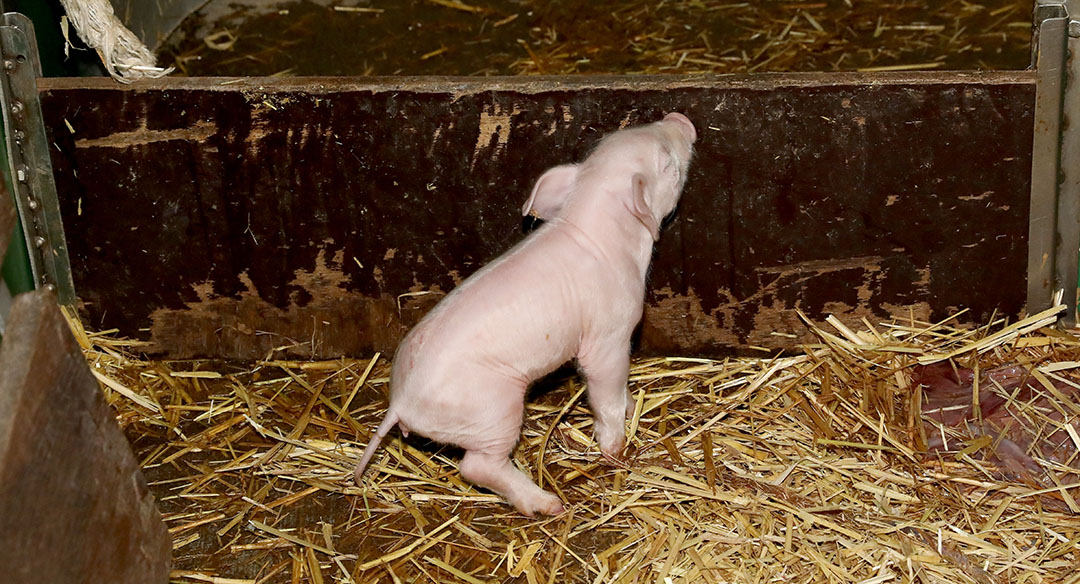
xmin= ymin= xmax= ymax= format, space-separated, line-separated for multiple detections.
xmin=68 ymin=304 xmax=1080 ymax=584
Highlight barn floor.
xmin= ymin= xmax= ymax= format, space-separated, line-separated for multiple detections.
xmin=159 ymin=0 xmax=1034 ymax=77
xmin=73 ymin=305 xmax=1080 ymax=583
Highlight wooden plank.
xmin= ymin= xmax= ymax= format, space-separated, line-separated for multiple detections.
xmin=38 ymin=72 xmax=1035 ymax=359
xmin=0 ymin=290 xmax=171 ymax=583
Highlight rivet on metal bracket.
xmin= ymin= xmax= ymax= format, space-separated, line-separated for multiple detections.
xmin=1032 ymin=1 xmax=1069 ymax=64
xmin=0 ymin=12 xmax=76 ymax=306
xmin=1036 ymin=2 xmax=1068 ymax=19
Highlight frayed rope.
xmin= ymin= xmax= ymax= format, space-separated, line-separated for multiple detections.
xmin=58 ymin=0 xmax=173 ymax=83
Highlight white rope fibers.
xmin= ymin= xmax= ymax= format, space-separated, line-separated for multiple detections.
xmin=57 ymin=0 xmax=173 ymax=83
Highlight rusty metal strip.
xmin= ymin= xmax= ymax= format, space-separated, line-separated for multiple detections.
xmin=1029 ymin=0 xmax=1080 ymax=326
xmin=0 ymin=12 xmax=74 ymax=305
xmin=1055 ymin=2 xmax=1080 ymax=327
xmin=0 ymin=175 xmax=10 ymax=335
xmin=0 ymin=160 xmax=12 ymax=262
xmin=1028 ymin=4 xmax=1067 ymax=317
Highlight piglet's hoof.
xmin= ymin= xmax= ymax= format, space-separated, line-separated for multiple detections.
xmin=599 ymin=449 xmax=633 ymax=469
xmin=517 ymin=491 xmax=566 ymax=517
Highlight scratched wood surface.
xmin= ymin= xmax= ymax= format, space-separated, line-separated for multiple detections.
xmin=0 ymin=290 xmax=171 ymax=583
xmin=39 ymin=72 xmax=1034 ymax=359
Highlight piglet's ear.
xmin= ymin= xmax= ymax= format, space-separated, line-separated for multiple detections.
xmin=522 ymin=164 xmax=579 ymax=219
xmin=630 ymin=173 xmax=660 ymax=241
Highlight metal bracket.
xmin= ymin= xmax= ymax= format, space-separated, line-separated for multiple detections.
xmin=1029 ymin=0 xmax=1080 ymax=326
xmin=0 ymin=13 xmax=74 ymax=306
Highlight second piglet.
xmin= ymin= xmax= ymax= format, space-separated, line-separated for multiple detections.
xmin=354 ymin=112 xmax=697 ymax=516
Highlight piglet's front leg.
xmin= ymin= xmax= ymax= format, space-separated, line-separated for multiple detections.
xmin=579 ymin=341 xmax=633 ymax=461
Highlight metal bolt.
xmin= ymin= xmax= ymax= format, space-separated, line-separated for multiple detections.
xmin=1071 ymin=20 xmax=1080 ymax=38
xmin=2 ymin=59 xmax=13 ymax=71
xmin=10 ymin=100 xmax=22 ymax=115
xmin=33 ymin=235 xmax=45 ymax=247
xmin=13 ymin=129 xmax=24 ymax=141
xmin=15 ymin=166 xmax=26 ymax=182
xmin=43 ymin=283 xmax=55 ymax=292
xmin=27 ymin=197 xmax=37 ymax=210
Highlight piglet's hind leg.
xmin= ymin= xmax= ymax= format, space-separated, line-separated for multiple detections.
xmin=459 ymin=450 xmax=564 ymax=516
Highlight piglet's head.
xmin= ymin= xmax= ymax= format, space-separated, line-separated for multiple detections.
xmin=521 ymin=112 xmax=697 ymax=241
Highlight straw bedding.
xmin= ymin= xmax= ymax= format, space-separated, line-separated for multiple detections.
xmin=162 ymin=0 xmax=1034 ymax=77
xmin=64 ymin=302 xmax=1080 ymax=583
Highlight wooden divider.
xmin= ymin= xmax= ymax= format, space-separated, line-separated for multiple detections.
xmin=0 ymin=289 xmax=171 ymax=582
xmin=39 ymin=72 xmax=1035 ymax=358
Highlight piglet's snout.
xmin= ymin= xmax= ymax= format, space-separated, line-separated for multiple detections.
xmin=662 ymin=112 xmax=697 ymax=143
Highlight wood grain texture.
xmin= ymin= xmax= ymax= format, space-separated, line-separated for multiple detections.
xmin=0 ymin=290 xmax=171 ymax=583
xmin=39 ymin=72 xmax=1035 ymax=358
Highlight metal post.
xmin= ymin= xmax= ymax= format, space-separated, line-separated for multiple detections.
xmin=0 ymin=13 xmax=74 ymax=305
xmin=1029 ymin=0 xmax=1080 ymax=326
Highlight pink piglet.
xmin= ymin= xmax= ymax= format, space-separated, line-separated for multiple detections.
xmin=354 ymin=112 xmax=697 ymax=516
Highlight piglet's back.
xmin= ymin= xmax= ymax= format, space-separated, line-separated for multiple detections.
xmin=391 ymin=226 xmax=593 ymax=395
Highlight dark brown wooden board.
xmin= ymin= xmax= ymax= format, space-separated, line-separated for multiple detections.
xmin=0 ymin=290 xmax=171 ymax=583
xmin=39 ymin=72 xmax=1035 ymax=359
